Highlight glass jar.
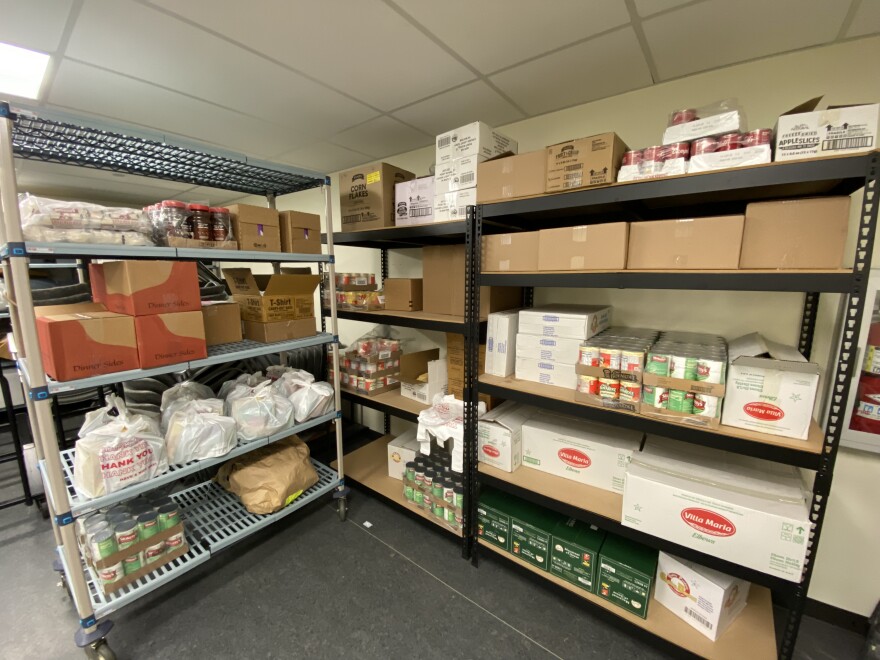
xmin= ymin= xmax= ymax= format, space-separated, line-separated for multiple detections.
xmin=188 ymin=203 xmax=212 ymax=241
xmin=161 ymin=200 xmax=190 ymax=239
xmin=209 ymin=206 xmax=231 ymax=242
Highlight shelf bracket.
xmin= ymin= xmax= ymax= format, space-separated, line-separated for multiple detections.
xmin=28 ymin=385 xmax=50 ymax=401
xmin=54 ymin=510 xmax=74 ymax=526
xmin=2 ymin=241 xmax=27 ymax=258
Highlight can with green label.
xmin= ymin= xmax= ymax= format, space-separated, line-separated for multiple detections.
xmin=667 ymin=389 xmax=694 ymax=413
xmin=670 ymin=355 xmax=697 ymax=380
xmin=89 ymin=528 xmax=118 ymax=560
xmin=404 ymin=461 xmax=416 ymax=482
xmin=404 ymin=484 xmax=414 ymax=501
xmin=123 ymin=553 xmax=143 ymax=575
xmin=645 ymin=353 xmax=671 ymax=376
xmin=157 ymin=503 xmax=180 ymax=531
xmin=642 ymin=385 xmax=668 ymax=409
xmin=414 ymin=489 xmax=425 ymax=508
xmin=433 ymin=502 xmax=445 ymax=519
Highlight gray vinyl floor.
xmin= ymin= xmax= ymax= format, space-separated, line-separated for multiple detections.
xmin=0 ymin=457 xmax=867 ymax=659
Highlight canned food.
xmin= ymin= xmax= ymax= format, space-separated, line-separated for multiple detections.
xmin=667 ymin=389 xmax=695 ymax=413
xmin=619 ymin=382 xmax=641 ymax=403
xmin=123 ymin=553 xmax=143 ymax=575
xmin=424 ymin=468 xmax=435 ymax=490
xmin=670 ymin=355 xmax=698 ymax=380
xmin=364 ymin=378 xmax=378 ymax=392
xmin=716 ymin=132 xmax=741 ymax=151
xmin=599 ymin=347 xmax=621 ymax=369
xmin=642 ymin=145 xmax=664 ymax=163
xmin=413 ymin=490 xmax=425 ymax=508
xmin=645 ymin=353 xmax=671 ymax=376
xmin=454 ymin=486 xmax=464 ymax=510
xmin=663 ymin=142 xmax=690 ymax=160
xmin=432 ymin=502 xmax=446 ymax=519
xmin=622 ymin=150 xmax=643 ymax=166
xmin=577 ymin=375 xmax=599 ymax=395
xmin=114 ymin=519 xmax=139 ymax=550
xmin=404 ymin=484 xmax=414 ymax=501
xmin=620 ymin=350 xmax=644 ymax=372
xmin=157 ymin=503 xmax=180 ymax=531
xmin=137 ymin=511 xmax=159 ymax=540
xmin=693 ymin=394 xmax=720 ymax=417
xmin=579 ymin=345 xmax=600 ymax=366
xmin=742 ymin=128 xmax=772 ymax=148
xmin=643 ymin=385 xmax=668 ymax=409
xmin=445 ymin=506 xmax=457 ymax=527
xmin=672 ymin=108 xmax=698 ymax=125
xmin=405 ymin=461 xmax=416 ymax=482
xmin=144 ymin=541 xmax=166 ymax=564
xmin=599 ymin=378 xmax=620 ymax=400
xmin=432 ymin=481 xmax=444 ymax=500
xmin=98 ymin=562 xmax=124 ymax=586
xmin=691 ymin=137 xmax=718 ymax=155
xmin=695 ymin=358 xmax=725 ymax=384
xmin=164 ymin=531 xmax=185 ymax=551
xmin=89 ymin=528 xmax=118 ymax=560
xmin=444 ymin=482 xmax=455 ymax=505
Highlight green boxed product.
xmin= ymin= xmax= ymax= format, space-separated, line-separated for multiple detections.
xmin=596 ymin=533 xmax=657 ymax=619
xmin=509 ymin=499 xmax=565 ymax=572
xmin=477 ymin=488 xmax=511 ymax=552
xmin=549 ymin=518 xmax=606 ymax=593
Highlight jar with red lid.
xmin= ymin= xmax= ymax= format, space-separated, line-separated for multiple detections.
xmin=160 ymin=200 xmax=191 ymax=241
xmin=716 ymin=133 xmax=742 ymax=152
xmin=741 ymin=128 xmax=773 ymax=149
xmin=622 ymin=150 xmax=643 ymax=167
xmin=692 ymin=137 xmax=718 ymax=155
xmin=671 ymin=108 xmax=698 ymax=125
xmin=188 ymin=204 xmax=212 ymax=241
xmin=642 ymin=145 xmax=664 ymax=164
xmin=209 ymin=207 xmax=231 ymax=242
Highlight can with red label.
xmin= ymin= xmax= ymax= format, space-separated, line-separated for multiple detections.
xmin=619 ymin=382 xmax=641 ymax=403
xmin=577 ymin=375 xmax=599 ymax=395
xmin=716 ymin=133 xmax=741 ymax=152
xmin=642 ymin=145 xmax=664 ymax=163
xmin=663 ymin=142 xmax=690 ymax=160
xmin=671 ymin=109 xmax=698 ymax=125
xmin=599 ymin=348 xmax=621 ymax=369
xmin=741 ymin=128 xmax=772 ymax=148
xmin=579 ymin=345 xmax=600 ymax=366
xmin=691 ymin=137 xmax=718 ymax=155
xmin=622 ymin=150 xmax=643 ymax=166
xmin=599 ymin=378 xmax=620 ymax=399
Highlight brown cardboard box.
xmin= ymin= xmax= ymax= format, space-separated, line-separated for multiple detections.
xmin=88 ymin=263 xmax=106 ymax=304
xmin=243 ymin=318 xmax=317 ymax=343
xmin=423 ymin=244 xmax=522 ymax=317
xmin=627 ymin=216 xmax=744 ymax=270
xmin=134 ymin=311 xmax=207 ymax=368
xmin=100 ymin=260 xmax=201 ymax=316
xmin=339 ymin=162 xmax=415 ymax=230
xmin=384 ymin=278 xmax=423 ymax=311
xmin=482 ymin=232 xmax=540 ymax=272
xmin=279 ymin=211 xmax=322 ymax=254
xmin=446 ymin=332 xmax=486 ymax=380
xmin=740 ymin=197 xmax=850 ymax=269
xmin=227 ymin=204 xmax=281 ymax=252
xmin=201 ymin=301 xmax=243 ymax=346
xmin=223 ymin=269 xmax=320 ymax=322
xmin=546 ymin=132 xmax=627 ymax=192
xmin=538 ymin=223 xmax=628 ymax=271
xmin=477 ymin=150 xmax=547 ymax=203
xmin=36 ymin=304 xmax=139 ymax=382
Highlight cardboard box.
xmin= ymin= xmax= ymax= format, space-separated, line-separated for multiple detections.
xmin=399 ymin=349 xmax=448 ymax=405
xmin=395 ymin=176 xmax=434 ymax=226
xmin=434 ymin=155 xmax=479 ymax=195
xmin=384 ymin=278 xmax=423 ymax=312
xmin=721 ymin=333 xmax=819 ymax=440
xmin=433 ymin=188 xmax=478 ymax=222
xmin=688 ymin=144 xmax=771 ymax=173
xmin=387 ymin=429 xmax=420 ymax=480
xmin=515 ymin=357 xmax=577 ymax=389
xmin=279 ymin=211 xmax=321 ymax=254
xmin=575 ymin=362 xmax=642 ymax=414
xmin=486 ymin=310 xmax=518 ymax=377
xmin=201 ymin=301 xmax=242 ymax=346
xmin=435 ymin=121 xmax=517 ymax=164
xmin=621 ymin=437 xmax=811 ymax=582
xmin=550 ymin=519 xmax=606 ymax=594
xmin=36 ymin=305 xmax=139 ymax=382
xmin=89 ymin=263 xmax=106 ymax=304
xmin=516 ymin=334 xmax=582 ymax=365
xmin=740 ymin=197 xmax=850 ymax=269
xmin=223 ymin=268 xmax=320 ymax=323
xmin=477 ymin=488 xmax=512 ymax=551
xmin=478 ymin=401 xmax=535 ymax=472
xmin=655 ymin=552 xmax=750 ymax=641
xmin=775 ymin=101 xmax=879 ymax=161
xmin=100 ymin=260 xmax=201 ymax=317
xmin=423 ymin=244 xmax=522 ymax=317
xmin=538 ymin=223 xmax=628 ymax=271
xmin=522 ymin=412 xmax=643 ymax=493
xmin=546 ymin=132 xmax=627 ymax=192
xmin=627 ymin=216 xmax=744 ymax=270
xmin=340 ymin=162 xmax=415 ymax=230
xmin=597 ymin=534 xmax=657 ymax=619
xmin=482 ymin=232 xmax=540 ymax=272
xmin=518 ymin=305 xmax=611 ymax=340
xmin=227 ymin=204 xmax=281 ymax=252
xmin=477 ymin=150 xmax=547 ymax=204
xmin=446 ymin=332 xmax=486 ymax=379
xmin=243 ymin=318 xmax=316 ymax=343
xmin=510 ymin=500 xmax=563 ymax=571
xmin=134 ymin=311 xmax=206 ymax=368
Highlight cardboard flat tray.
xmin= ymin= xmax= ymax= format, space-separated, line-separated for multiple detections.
xmin=340 ymin=382 xmax=400 ymax=397
xmin=97 ymin=543 xmax=190 ymax=595
xmin=167 ymin=237 xmax=237 ymax=250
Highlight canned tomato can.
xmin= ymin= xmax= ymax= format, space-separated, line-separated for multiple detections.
xmin=577 ymin=375 xmax=599 ymax=395
xmin=670 ymin=355 xmax=698 ymax=380
xmin=619 ymin=382 xmax=641 ymax=403
xmin=144 ymin=541 xmax=166 ymax=564
xmin=599 ymin=378 xmax=620 ymax=400
xmin=622 ymin=150 xmax=643 ymax=166
xmin=645 ymin=353 xmax=671 ymax=376
xmin=621 ymin=350 xmax=644 ymax=372
xmin=691 ymin=137 xmax=718 ymax=155
xmin=716 ymin=132 xmax=741 ymax=151
xmin=599 ymin=347 xmax=621 ymax=369
xmin=672 ymin=108 xmax=698 ymax=125
xmin=642 ymin=145 xmax=664 ymax=163
xmin=663 ymin=142 xmax=690 ymax=160
xmin=693 ymin=394 xmax=720 ymax=417
xmin=667 ymin=389 xmax=695 ymax=413
xmin=579 ymin=345 xmax=600 ymax=366
xmin=642 ymin=385 xmax=668 ymax=409
xmin=98 ymin=562 xmax=124 ymax=586
xmin=742 ymin=128 xmax=772 ymax=148
xmin=695 ymin=358 xmax=726 ymax=384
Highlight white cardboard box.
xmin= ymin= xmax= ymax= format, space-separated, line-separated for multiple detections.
xmin=386 ymin=429 xmax=420 ymax=480
xmin=515 ymin=333 xmax=582 ymax=364
xmin=515 ymin=357 xmax=577 ymax=389
xmin=434 ymin=155 xmax=479 ymax=195
xmin=775 ymin=103 xmax=879 ymax=162
xmin=433 ymin=188 xmax=478 ymax=222
xmin=522 ymin=412 xmax=643 ymax=492
xmin=662 ymin=110 xmax=743 ymax=144
xmin=655 ymin=552 xmax=750 ymax=641
xmin=395 ymin=177 xmax=435 ymax=226
xmin=622 ymin=437 xmax=811 ymax=582
xmin=721 ymin=333 xmax=819 ymax=440
xmin=486 ymin=310 xmax=519 ymax=377
xmin=688 ymin=145 xmax=771 ymax=173
xmin=518 ymin=305 xmax=611 ymax=340
xmin=400 ymin=357 xmax=448 ymax=405
xmin=435 ymin=121 xmax=518 ymax=164
xmin=478 ymin=401 xmax=535 ymax=472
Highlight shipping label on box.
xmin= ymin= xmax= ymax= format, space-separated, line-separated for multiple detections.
xmin=434 ymin=155 xmax=479 ymax=195
xmin=436 ymin=121 xmax=517 ymax=164
xmin=478 ymin=401 xmax=535 ymax=472
xmin=224 ymin=268 xmax=320 ymax=323
xmin=433 ymin=188 xmax=478 ymax=222
xmin=515 ymin=357 xmax=577 ymax=388
xmin=775 ymin=103 xmax=879 ymax=161
xmin=395 ymin=177 xmax=434 ymax=226
xmin=486 ymin=310 xmax=518 ymax=377
xmin=515 ymin=333 xmax=582 ymax=364
xmin=597 ymin=535 xmax=657 ymax=619
xmin=518 ymin=305 xmax=611 ymax=340
xmin=550 ymin=519 xmax=606 ymax=593
xmin=387 ymin=429 xmax=419 ymax=480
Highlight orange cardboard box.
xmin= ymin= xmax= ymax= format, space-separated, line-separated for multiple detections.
xmin=101 ymin=261 xmax=201 ymax=316
xmin=134 ymin=311 xmax=207 ymax=368
xmin=36 ymin=303 xmax=139 ymax=382
xmin=88 ymin=263 xmax=106 ymax=304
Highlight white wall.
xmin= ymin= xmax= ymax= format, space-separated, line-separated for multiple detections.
xmin=251 ymin=36 xmax=880 ymax=615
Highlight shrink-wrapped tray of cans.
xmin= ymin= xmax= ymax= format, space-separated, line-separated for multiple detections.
xmin=331 ymin=337 xmax=402 ymax=396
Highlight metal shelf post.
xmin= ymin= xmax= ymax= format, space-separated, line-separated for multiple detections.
xmin=463 ymin=204 xmax=482 ymax=562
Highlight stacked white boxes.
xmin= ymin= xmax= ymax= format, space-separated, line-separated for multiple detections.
xmin=485 ymin=310 xmax=519 ymax=377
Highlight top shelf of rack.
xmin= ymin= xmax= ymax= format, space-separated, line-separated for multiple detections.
xmin=325 ymin=220 xmax=467 ymax=248
xmin=1 ymin=102 xmax=325 ymax=197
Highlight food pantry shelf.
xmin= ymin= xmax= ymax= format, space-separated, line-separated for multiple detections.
xmin=53 ymin=411 xmax=338 ymax=517
xmin=329 ymin=308 xmax=474 ymax=333
xmin=341 ymin=388 xmax=428 ymax=423
xmin=477 ymin=462 xmax=799 ymax=599
xmin=324 ymin=221 xmax=467 ymax=249
xmin=478 ymin=374 xmax=824 ymax=469
xmin=479 ymin=541 xmax=777 ymax=660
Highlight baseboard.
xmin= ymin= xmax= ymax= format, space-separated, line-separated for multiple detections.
xmin=805 ymin=598 xmax=870 ymax=636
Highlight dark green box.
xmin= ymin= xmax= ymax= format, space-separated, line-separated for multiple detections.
xmin=477 ymin=488 xmax=512 ymax=552
xmin=550 ymin=518 xmax=606 ymax=593
xmin=596 ymin=534 xmax=658 ymax=619
xmin=508 ymin=499 xmax=565 ymax=572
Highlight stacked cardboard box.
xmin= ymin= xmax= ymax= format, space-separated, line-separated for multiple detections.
xmin=399 ymin=349 xmax=448 ymax=404
xmin=227 ymin=204 xmax=281 ymax=252
xmin=395 ymin=177 xmax=435 ymax=226
xmin=340 ymin=162 xmax=415 ymax=231
xmin=477 ymin=401 xmax=535 ymax=472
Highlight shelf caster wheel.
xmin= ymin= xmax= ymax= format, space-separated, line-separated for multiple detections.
xmin=336 ymin=497 xmax=348 ymax=522
xmin=57 ymin=574 xmax=71 ymax=600
xmin=85 ymin=639 xmax=116 ymax=660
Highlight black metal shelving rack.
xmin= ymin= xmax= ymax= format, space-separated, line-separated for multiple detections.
xmin=461 ymin=152 xmax=879 ymax=659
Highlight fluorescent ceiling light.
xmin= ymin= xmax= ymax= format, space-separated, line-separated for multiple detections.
xmin=0 ymin=42 xmax=50 ymax=100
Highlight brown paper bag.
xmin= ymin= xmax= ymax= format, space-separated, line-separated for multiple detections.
xmin=215 ymin=435 xmax=319 ymax=514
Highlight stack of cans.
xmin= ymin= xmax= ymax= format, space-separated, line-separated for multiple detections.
xmin=577 ymin=328 xmax=661 ymax=403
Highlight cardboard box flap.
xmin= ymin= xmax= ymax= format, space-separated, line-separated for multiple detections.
xmin=399 ymin=348 xmax=440 ymax=384
xmin=40 ymin=310 xmax=129 ymax=322
xmin=481 ymin=400 xmax=535 ymax=432
xmin=780 ymin=96 xmax=823 ymax=117
xmin=482 ymin=150 xmax=518 ymax=164
xmin=261 ymin=274 xmax=320 ymax=296
xmin=223 ymin=268 xmax=262 ymax=295
xmin=34 ymin=302 xmax=106 ymax=318
xmin=728 ymin=332 xmax=817 ymax=373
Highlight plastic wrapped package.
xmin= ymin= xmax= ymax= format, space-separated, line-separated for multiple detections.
xmin=22 ymin=225 xmax=155 ymax=245
xmin=18 ymin=194 xmax=154 ymax=237
xmin=218 ymin=372 xmax=265 ymax=400
xmin=270 ymin=369 xmax=315 ymax=398
xmin=662 ymin=99 xmax=745 ymax=144
xmin=227 ymin=381 xmax=294 ymax=441
xmin=164 ymin=399 xmax=237 ymax=465
xmin=160 ymin=381 xmax=215 ymax=431
xmin=618 ymin=144 xmax=689 ymax=182
xmin=290 ymin=381 xmax=334 ymax=422
xmin=416 ymin=394 xmax=487 ymax=473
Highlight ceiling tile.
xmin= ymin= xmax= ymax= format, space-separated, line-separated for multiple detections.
xmin=67 ymin=0 xmax=377 ymax=136
xmin=632 ymin=0 xmax=698 ymax=18
xmin=391 ymin=81 xmax=525 ymax=135
xmin=846 ymin=0 xmax=880 ymax=38
xmin=331 ymin=117 xmax=432 ymax=159
xmin=644 ymin=0 xmax=849 ymax=80
xmin=48 ymin=60 xmax=304 ymax=158
xmin=147 ymin=0 xmax=476 ymax=111
xmin=0 ymin=0 xmax=74 ymax=53
xmin=393 ymin=0 xmax=630 ymax=74
xmin=274 ymin=143 xmax=371 ymax=175
xmin=489 ymin=28 xmax=653 ymax=116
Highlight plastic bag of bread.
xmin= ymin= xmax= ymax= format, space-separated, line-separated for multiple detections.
xmin=270 ymin=368 xmax=315 ymax=398
xmin=290 ymin=381 xmax=334 ymax=422
xmin=218 ymin=371 xmax=264 ymax=401
xmin=227 ymin=381 xmax=294 ymax=441
xmin=160 ymin=381 xmax=214 ymax=431
xmin=164 ymin=399 xmax=236 ymax=465
xmin=215 ymin=435 xmax=319 ymax=514
xmin=73 ymin=397 xmax=167 ymax=499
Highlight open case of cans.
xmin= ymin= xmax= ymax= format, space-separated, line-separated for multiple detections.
xmin=323 ymin=272 xmax=386 ymax=311
xmin=333 ymin=336 xmax=402 ymax=396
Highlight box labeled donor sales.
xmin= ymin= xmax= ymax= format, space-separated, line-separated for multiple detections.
xmin=134 ymin=311 xmax=207 ymax=368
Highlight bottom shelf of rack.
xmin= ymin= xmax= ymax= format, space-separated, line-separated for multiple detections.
xmin=480 ymin=541 xmax=777 ymax=660
xmin=335 ymin=436 xmax=463 ymax=538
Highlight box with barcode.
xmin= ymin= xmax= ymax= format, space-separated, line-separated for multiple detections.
xmin=435 ymin=121 xmax=517 ymax=164
xmin=395 ymin=176 xmax=434 ymax=226
xmin=433 ymin=188 xmax=478 ymax=222
xmin=435 ymin=155 xmax=479 ymax=195
xmin=596 ymin=534 xmax=657 ymax=619
xmin=775 ymin=103 xmax=879 ymax=162
xmin=545 ymin=132 xmax=627 ymax=192
xmin=655 ymin=552 xmax=750 ymax=641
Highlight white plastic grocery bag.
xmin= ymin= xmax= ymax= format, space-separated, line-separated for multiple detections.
xmin=165 ymin=399 xmax=237 ymax=465
xmin=160 ymin=381 xmax=214 ymax=431
xmin=228 ymin=381 xmax=294 ymax=441
xmin=290 ymin=381 xmax=334 ymax=422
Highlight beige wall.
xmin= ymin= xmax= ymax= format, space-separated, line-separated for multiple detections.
xmin=250 ymin=36 xmax=880 ymax=615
